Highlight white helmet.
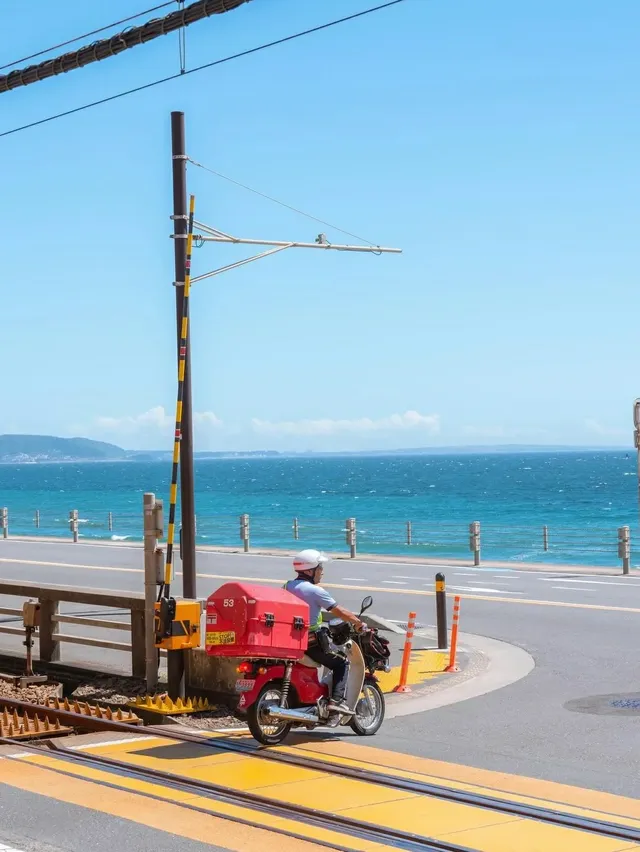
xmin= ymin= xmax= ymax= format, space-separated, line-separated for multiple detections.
xmin=293 ymin=549 xmax=329 ymax=572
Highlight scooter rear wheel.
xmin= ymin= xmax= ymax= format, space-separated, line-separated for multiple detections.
xmin=350 ymin=681 xmax=385 ymax=736
xmin=247 ymin=683 xmax=293 ymax=746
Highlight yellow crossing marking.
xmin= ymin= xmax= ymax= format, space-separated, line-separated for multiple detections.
xmin=62 ymin=734 xmax=640 ymax=850
xmin=0 ymin=754 xmax=349 ymax=851
xmin=376 ymin=648 xmax=449 ymax=693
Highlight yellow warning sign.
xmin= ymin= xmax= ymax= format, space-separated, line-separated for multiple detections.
xmin=206 ymin=630 xmax=235 ymax=645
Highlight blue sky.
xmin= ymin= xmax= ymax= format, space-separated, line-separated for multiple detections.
xmin=2 ymin=0 xmax=639 ymax=452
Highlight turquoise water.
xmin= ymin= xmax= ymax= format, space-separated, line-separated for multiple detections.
xmin=0 ymin=452 xmax=637 ymax=566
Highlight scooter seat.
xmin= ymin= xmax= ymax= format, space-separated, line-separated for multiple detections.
xmin=299 ymin=654 xmax=321 ymax=668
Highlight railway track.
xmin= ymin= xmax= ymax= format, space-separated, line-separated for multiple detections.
xmin=0 ymin=695 xmax=638 ymax=850
xmin=1 ymin=732 xmax=477 ymax=852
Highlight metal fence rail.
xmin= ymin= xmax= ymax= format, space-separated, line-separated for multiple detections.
xmin=0 ymin=505 xmax=634 ymax=570
xmin=0 ymin=579 xmax=148 ymax=676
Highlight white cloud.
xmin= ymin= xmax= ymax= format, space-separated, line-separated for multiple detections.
xmin=251 ymin=410 xmax=440 ymax=437
xmin=95 ymin=406 xmax=222 ymax=437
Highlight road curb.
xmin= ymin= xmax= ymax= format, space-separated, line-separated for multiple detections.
xmin=384 ymin=628 xmax=534 ymax=719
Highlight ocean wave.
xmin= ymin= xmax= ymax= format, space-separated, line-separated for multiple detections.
xmin=111 ymin=534 xmax=129 ymax=541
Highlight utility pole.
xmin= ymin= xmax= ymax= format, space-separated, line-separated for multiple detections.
xmin=171 ymin=111 xmax=196 ymax=600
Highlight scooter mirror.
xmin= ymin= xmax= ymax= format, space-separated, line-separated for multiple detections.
xmin=359 ymin=595 xmax=373 ymax=615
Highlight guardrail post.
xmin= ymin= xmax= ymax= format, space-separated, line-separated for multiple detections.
xmin=39 ymin=599 xmax=60 ymax=662
xmin=346 ymin=517 xmax=357 ymax=558
xmin=469 ymin=521 xmax=481 ymax=566
xmin=143 ymin=492 xmax=163 ymax=690
xmin=618 ymin=525 xmax=631 ymax=575
xmin=435 ymin=573 xmax=448 ymax=649
xmin=543 ymin=525 xmax=549 ymax=552
xmin=35 ymin=509 xmax=40 ymax=529
xmin=108 ymin=511 xmax=113 ymax=532
xmin=293 ymin=517 xmax=299 ymax=540
xmin=240 ymin=513 xmax=250 ymax=552
xmin=69 ymin=509 xmax=79 ymax=543
xmin=406 ymin=521 xmax=412 ymax=546
xmin=1 ymin=507 xmax=7 ymax=539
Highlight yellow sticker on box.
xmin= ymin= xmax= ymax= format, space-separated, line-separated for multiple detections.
xmin=206 ymin=630 xmax=236 ymax=645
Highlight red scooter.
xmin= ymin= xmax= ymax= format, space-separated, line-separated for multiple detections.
xmin=235 ymin=596 xmax=391 ymax=745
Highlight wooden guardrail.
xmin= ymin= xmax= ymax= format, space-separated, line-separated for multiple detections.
xmin=0 ymin=580 xmax=146 ymax=677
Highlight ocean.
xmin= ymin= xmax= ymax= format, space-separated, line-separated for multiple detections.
xmin=0 ymin=451 xmax=637 ymax=567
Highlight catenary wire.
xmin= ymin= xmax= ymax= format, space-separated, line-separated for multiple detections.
xmin=0 ymin=1 xmax=407 ymax=140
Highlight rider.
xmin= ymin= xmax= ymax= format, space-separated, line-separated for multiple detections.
xmin=285 ymin=549 xmax=366 ymax=716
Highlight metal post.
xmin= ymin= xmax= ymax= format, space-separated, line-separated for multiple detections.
xmin=435 ymin=573 xmax=448 ymax=649
xmin=108 ymin=511 xmax=113 ymax=532
xmin=293 ymin=518 xmax=299 ymax=540
xmin=69 ymin=509 xmax=78 ymax=543
xmin=143 ymin=493 xmax=163 ymax=691
xmin=240 ymin=514 xmax=250 ymax=553
xmin=34 ymin=510 xmax=40 ymax=529
xmin=1 ymin=507 xmax=7 ymax=539
xmin=618 ymin=525 xmax=631 ymax=575
xmin=543 ymin=525 xmax=549 ymax=552
xmin=346 ymin=518 xmax=357 ymax=558
xmin=406 ymin=521 xmax=412 ymax=546
xmin=634 ymin=400 xmax=640 ymax=525
xmin=171 ymin=110 xmax=196 ymax=600
xmin=469 ymin=521 xmax=480 ymax=566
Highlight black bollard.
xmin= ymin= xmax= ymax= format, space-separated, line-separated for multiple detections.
xmin=436 ymin=572 xmax=448 ymax=649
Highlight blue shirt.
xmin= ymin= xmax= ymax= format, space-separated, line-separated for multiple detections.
xmin=284 ymin=578 xmax=337 ymax=632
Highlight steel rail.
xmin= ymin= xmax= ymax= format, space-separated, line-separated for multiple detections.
xmin=1 ymin=696 xmax=638 ymax=845
xmin=0 ymin=735 xmax=474 ymax=852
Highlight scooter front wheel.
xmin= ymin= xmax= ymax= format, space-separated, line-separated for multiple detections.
xmin=247 ymin=683 xmax=293 ymax=746
xmin=350 ymin=681 xmax=385 ymax=736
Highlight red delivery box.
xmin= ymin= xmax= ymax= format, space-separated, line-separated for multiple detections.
xmin=205 ymin=582 xmax=310 ymax=660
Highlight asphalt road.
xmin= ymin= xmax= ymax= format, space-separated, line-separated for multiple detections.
xmin=1 ymin=539 xmax=639 ymax=798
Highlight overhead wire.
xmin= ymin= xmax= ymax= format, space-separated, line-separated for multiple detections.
xmin=188 ymin=157 xmax=377 ymax=246
xmin=0 ymin=0 xmax=407 ymax=140
xmin=0 ymin=2 xmax=178 ymax=71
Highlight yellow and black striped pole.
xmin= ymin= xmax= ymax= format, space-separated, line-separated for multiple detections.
xmin=161 ymin=193 xmax=196 ymax=601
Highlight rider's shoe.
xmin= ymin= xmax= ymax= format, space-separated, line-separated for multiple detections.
xmin=328 ymin=700 xmax=353 ymax=716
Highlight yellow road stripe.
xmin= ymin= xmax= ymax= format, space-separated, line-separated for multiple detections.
xmin=0 ymin=755 xmax=349 ymax=852
xmin=282 ymin=740 xmax=640 ymax=824
xmin=45 ymin=741 xmax=639 ymax=852
xmin=2 ymin=558 xmax=640 ymax=614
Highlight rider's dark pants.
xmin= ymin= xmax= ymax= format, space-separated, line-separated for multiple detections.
xmin=306 ymin=632 xmax=348 ymax=703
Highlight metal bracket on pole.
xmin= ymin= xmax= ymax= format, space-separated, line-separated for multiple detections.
xmin=172 ymin=227 xmax=402 ymax=255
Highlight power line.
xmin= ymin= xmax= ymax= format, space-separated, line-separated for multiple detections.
xmin=0 ymin=0 xmax=250 ymax=94
xmin=0 ymin=0 xmax=407 ymax=140
xmin=188 ymin=157 xmax=377 ymax=246
xmin=0 ymin=2 xmax=178 ymax=71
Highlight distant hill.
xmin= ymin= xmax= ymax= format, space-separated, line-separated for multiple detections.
xmin=0 ymin=434 xmax=126 ymax=463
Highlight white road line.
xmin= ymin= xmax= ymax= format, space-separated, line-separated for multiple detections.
xmin=541 ymin=578 xmax=640 ymax=587
xmin=0 ymin=557 xmax=140 ymax=573
xmin=550 ymin=587 xmax=597 ymax=593
xmin=382 ymin=580 xmax=406 ymax=585
xmin=447 ymin=585 xmax=523 ymax=595
xmin=342 ymin=577 xmax=366 ymax=581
